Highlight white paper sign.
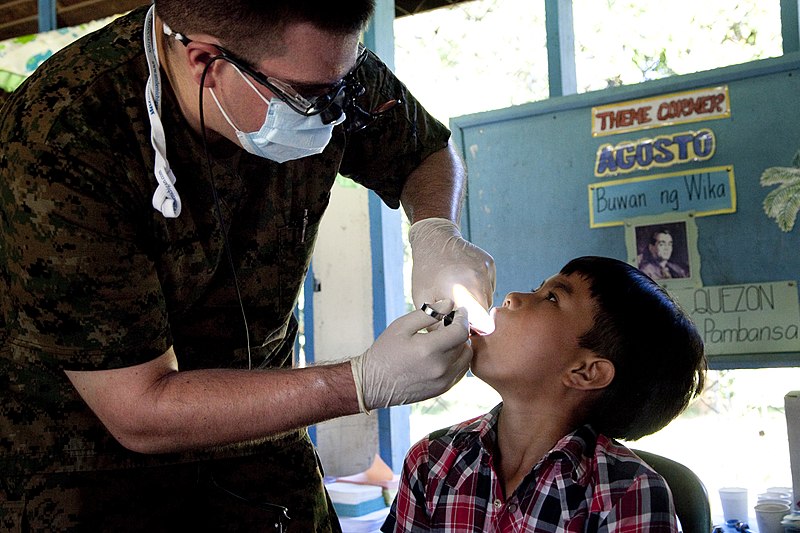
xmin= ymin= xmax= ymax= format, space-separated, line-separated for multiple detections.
xmin=671 ymin=281 xmax=800 ymax=356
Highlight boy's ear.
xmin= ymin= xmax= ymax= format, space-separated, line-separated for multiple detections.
xmin=563 ymin=354 xmax=615 ymax=391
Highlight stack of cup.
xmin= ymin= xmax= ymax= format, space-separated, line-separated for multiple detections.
xmin=758 ymin=487 xmax=793 ymax=506
xmin=755 ymin=489 xmax=792 ymax=533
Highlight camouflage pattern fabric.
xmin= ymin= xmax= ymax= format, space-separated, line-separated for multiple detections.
xmin=0 ymin=4 xmax=450 ymax=529
xmin=0 ymin=432 xmax=341 ymax=532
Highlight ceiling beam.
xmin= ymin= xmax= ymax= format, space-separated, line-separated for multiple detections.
xmin=0 ymin=0 xmax=473 ymax=42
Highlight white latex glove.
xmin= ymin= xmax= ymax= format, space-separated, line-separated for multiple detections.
xmin=350 ymin=300 xmax=472 ymax=414
xmin=409 ymin=217 xmax=496 ymax=310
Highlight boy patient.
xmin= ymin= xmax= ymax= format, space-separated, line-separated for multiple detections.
xmin=382 ymin=256 xmax=706 ymax=532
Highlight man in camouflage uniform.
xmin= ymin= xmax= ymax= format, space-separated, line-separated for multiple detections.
xmin=0 ymin=1 xmax=496 ymax=531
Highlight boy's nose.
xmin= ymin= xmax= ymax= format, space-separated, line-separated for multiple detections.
xmin=503 ymin=292 xmax=520 ymax=308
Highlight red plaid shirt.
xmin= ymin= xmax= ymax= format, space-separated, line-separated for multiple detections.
xmin=382 ymin=404 xmax=678 ymax=532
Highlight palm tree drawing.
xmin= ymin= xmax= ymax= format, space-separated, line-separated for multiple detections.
xmin=760 ymin=150 xmax=800 ymax=232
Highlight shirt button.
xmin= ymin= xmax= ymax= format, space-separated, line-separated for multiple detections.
xmin=508 ymin=503 xmax=518 ymax=513
xmin=493 ymin=499 xmax=502 ymax=509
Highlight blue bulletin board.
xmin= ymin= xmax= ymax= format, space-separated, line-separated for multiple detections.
xmin=451 ymin=52 xmax=800 ymax=368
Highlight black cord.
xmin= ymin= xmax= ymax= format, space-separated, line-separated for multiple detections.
xmin=198 ymin=57 xmax=253 ymax=370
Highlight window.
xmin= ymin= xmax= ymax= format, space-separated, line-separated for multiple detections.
xmin=623 ymin=368 xmax=797 ymax=519
xmin=394 ymin=0 xmax=548 ymax=124
xmin=394 ymin=0 xmax=783 ymax=123
xmin=572 ymin=0 xmax=782 ymax=92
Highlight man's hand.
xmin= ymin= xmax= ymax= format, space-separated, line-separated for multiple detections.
xmin=409 ymin=217 xmax=496 ymax=310
xmin=350 ymin=300 xmax=472 ymax=414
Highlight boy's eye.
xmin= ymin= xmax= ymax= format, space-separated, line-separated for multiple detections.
xmin=546 ymin=291 xmax=558 ymax=302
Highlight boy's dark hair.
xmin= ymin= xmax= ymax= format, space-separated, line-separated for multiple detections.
xmin=560 ymin=256 xmax=706 ymax=441
xmin=155 ymin=0 xmax=375 ymax=63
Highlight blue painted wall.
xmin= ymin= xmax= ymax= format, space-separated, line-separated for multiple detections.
xmin=452 ymin=52 xmax=800 ymax=368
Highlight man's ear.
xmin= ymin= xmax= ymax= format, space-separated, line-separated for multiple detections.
xmin=181 ymin=40 xmax=226 ymax=88
xmin=563 ymin=354 xmax=615 ymax=391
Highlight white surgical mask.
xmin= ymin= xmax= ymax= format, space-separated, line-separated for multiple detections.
xmin=211 ymin=67 xmax=344 ymax=163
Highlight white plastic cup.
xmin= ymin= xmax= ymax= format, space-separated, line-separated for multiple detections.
xmin=759 ymin=491 xmax=792 ymax=504
xmin=719 ymin=487 xmax=749 ymax=522
xmin=758 ymin=498 xmax=791 ymax=507
xmin=766 ymin=486 xmax=793 ymax=496
xmin=754 ymin=502 xmax=790 ymax=533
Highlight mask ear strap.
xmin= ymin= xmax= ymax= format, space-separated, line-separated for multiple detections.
xmin=210 ymin=64 xmax=270 ymax=133
xmin=233 ymin=66 xmax=271 ymax=105
xmin=209 ymin=88 xmax=241 ymax=132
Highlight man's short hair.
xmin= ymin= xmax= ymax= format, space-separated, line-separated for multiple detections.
xmin=560 ymin=256 xmax=706 ymax=440
xmin=155 ymin=0 xmax=375 ymax=63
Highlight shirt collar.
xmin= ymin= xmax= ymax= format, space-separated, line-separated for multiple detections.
xmin=547 ymin=424 xmax=599 ymax=484
xmin=449 ymin=403 xmax=600 ymax=485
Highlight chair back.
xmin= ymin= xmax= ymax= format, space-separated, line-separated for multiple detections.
xmin=633 ymin=449 xmax=712 ymax=533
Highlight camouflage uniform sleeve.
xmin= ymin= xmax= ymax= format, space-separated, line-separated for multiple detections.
xmin=1 ymin=137 xmax=172 ymax=371
xmin=338 ymin=50 xmax=451 ymax=209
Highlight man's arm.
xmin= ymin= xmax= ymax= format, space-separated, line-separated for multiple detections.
xmin=65 ymin=303 xmax=472 ymax=455
xmin=401 ymin=140 xmax=496 ymax=310
xmin=65 ymin=347 xmax=359 ymax=454
xmin=400 ymin=140 xmax=465 ymax=224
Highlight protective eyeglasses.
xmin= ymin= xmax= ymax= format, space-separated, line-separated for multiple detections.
xmin=210 ymin=43 xmax=369 ymax=124
xmin=210 ymin=44 xmax=401 ymax=131
xmin=164 ymin=24 xmax=399 ymax=131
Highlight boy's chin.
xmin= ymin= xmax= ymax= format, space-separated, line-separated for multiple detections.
xmin=469 ymin=333 xmax=486 ymax=352
xmin=469 ymin=326 xmax=493 ymax=338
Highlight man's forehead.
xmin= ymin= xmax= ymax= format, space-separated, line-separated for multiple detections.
xmin=255 ymin=49 xmax=360 ymax=88
xmin=254 ymin=23 xmax=361 ymax=84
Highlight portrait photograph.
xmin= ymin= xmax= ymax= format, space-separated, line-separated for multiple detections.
xmin=625 ymin=212 xmax=702 ymax=290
